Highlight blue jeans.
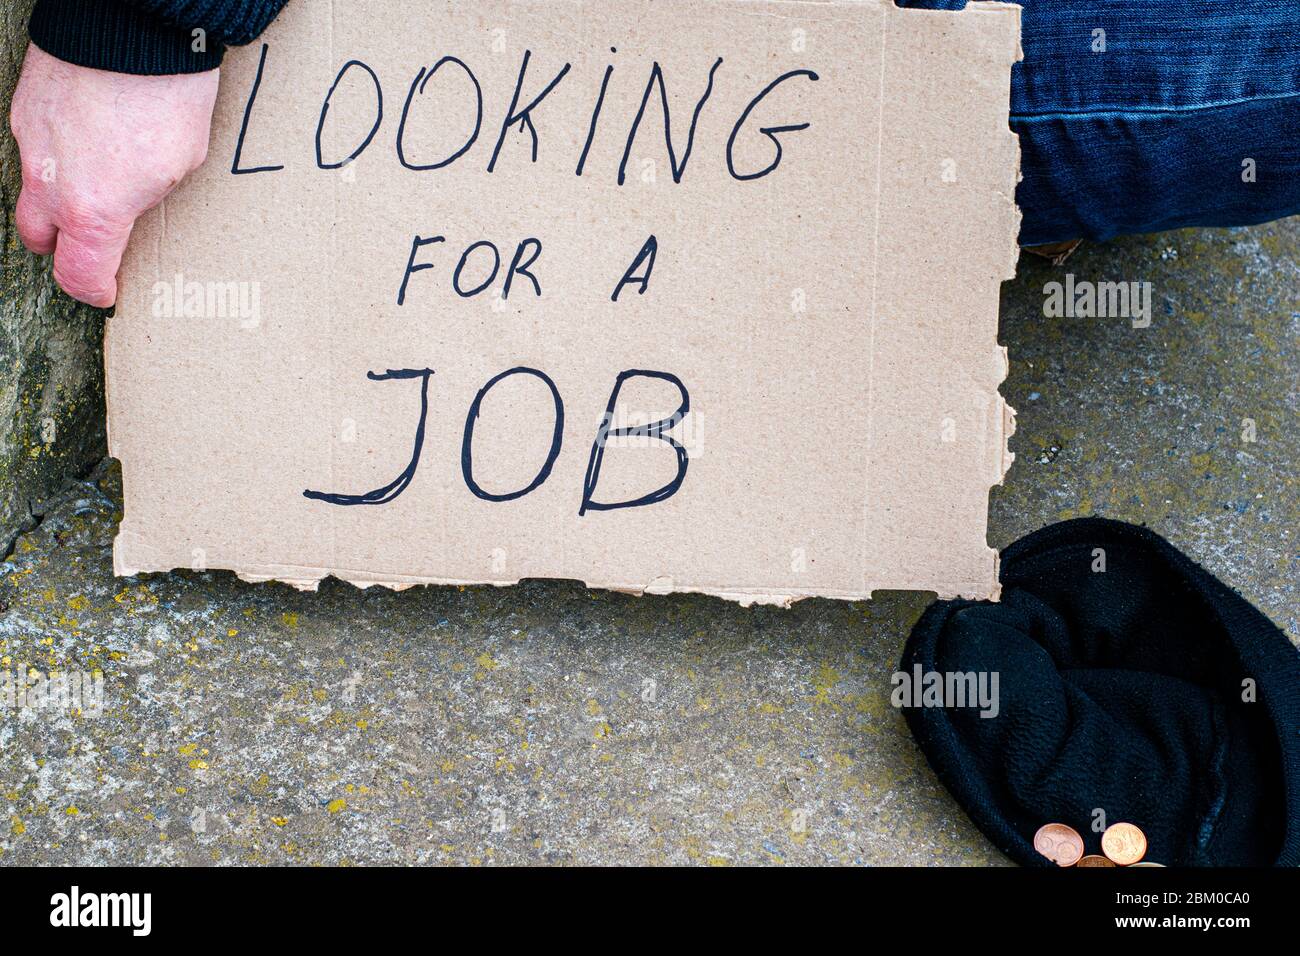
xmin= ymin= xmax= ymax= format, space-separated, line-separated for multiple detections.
xmin=898 ymin=1 xmax=1300 ymax=244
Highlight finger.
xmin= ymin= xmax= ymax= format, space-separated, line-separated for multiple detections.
xmin=52 ymin=223 xmax=132 ymax=308
xmin=14 ymin=188 xmax=57 ymax=255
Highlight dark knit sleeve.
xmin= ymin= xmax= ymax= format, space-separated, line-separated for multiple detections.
xmin=29 ymin=0 xmax=289 ymax=75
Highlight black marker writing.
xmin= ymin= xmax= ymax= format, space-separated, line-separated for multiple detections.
xmin=504 ymin=239 xmax=543 ymax=299
xmin=303 ymin=368 xmax=434 ymax=506
xmin=727 ymin=70 xmax=819 ymax=181
xmin=398 ymin=235 xmax=543 ymax=303
xmin=488 ymin=50 xmax=572 ymax=173
xmin=619 ymin=58 xmax=722 ymax=185
xmin=576 ymin=49 xmax=616 ymax=177
xmin=231 ymin=44 xmax=284 ymax=175
xmin=397 ymin=56 xmax=482 ymax=171
xmin=453 ymin=240 xmax=501 ymax=298
xmin=580 ymin=370 xmax=690 ymax=515
xmin=461 ymin=368 xmax=565 ymax=502
xmin=397 ymin=235 xmax=445 ymax=305
xmin=316 ymin=59 xmax=383 ymax=170
xmin=611 ymin=235 xmax=658 ymax=302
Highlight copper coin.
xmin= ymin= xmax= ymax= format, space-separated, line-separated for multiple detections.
xmin=1101 ymin=822 xmax=1147 ymax=865
xmin=1077 ymin=854 xmax=1116 ymax=867
xmin=1033 ymin=823 xmax=1085 ymax=866
xmin=1128 ymin=862 xmax=1165 ymax=867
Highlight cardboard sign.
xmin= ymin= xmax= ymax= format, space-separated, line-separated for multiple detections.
xmin=107 ymin=0 xmax=1020 ymax=605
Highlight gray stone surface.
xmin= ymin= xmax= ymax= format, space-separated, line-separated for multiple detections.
xmin=0 ymin=219 xmax=1296 ymax=866
xmin=0 ymin=0 xmax=107 ymax=554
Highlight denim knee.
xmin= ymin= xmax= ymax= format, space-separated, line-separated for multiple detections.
xmin=894 ymin=1 xmax=1300 ymax=243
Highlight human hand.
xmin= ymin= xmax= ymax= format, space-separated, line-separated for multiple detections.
xmin=9 ymin=43 xmax=218 ymax=307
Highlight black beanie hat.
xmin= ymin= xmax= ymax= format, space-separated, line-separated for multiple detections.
xmin=901 ymin=517 xmax=1300 ymax=867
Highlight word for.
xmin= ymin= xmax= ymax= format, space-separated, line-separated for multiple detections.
xmin=304 ymin=366 xmax=690 ymax=515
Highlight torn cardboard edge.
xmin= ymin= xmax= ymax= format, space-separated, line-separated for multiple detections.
xmin=112 ymin=539 xmax=1011 ymax=607
xmin=107 ymin=0 xmax=1022 ymax=607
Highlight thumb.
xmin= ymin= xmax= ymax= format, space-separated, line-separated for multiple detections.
xmin=51 ymin=220 xmax=133 ymax=308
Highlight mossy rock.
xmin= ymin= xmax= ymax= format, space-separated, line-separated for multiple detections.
xmin=0 ymin=0 xmax=106 ymax=549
